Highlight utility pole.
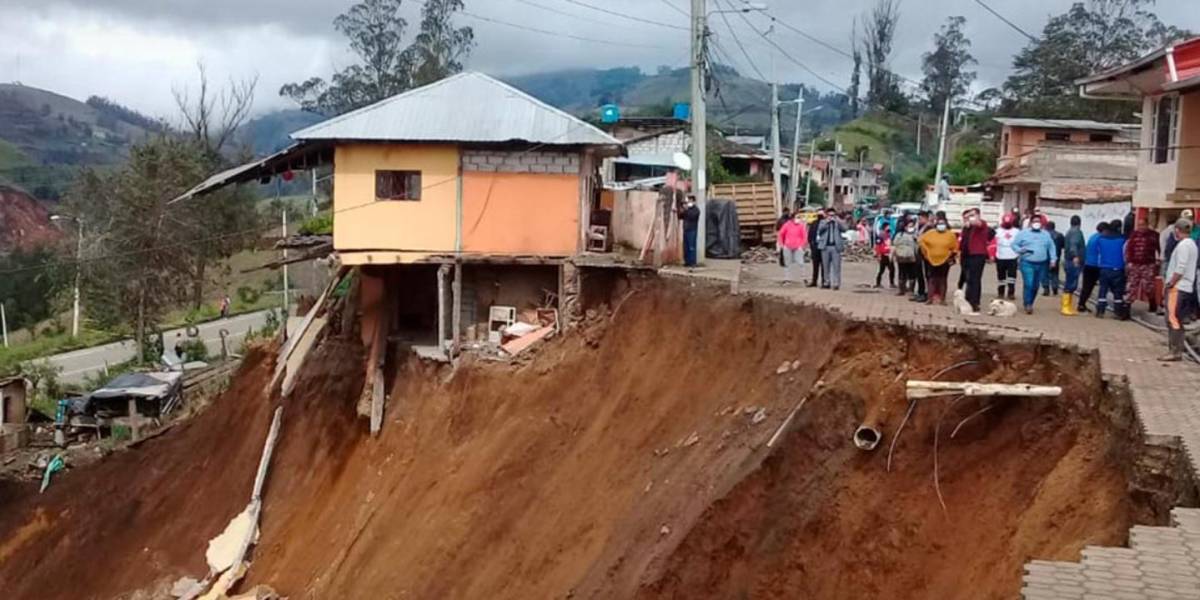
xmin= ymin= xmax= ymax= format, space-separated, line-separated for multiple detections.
xmin=770 ymin=82 xmax=782 ymax=217
xmin=856 ymin=149 xmax=865 ymax=207
xmin=281 ymin=208 xmax=290 ymax=316
xmin=1 ymin=302 xmax=7 ymax=348
xmin=50 ymin=215 xmax=83 ymax=337
xmin=310 ymin=168 xmax=319 ymax=216
xmin=830 ymin=138 xmax=841 ymax=210
xmin=804 ymin=139 xmax=816 ymax=206
xmin=916 ymin=112 xmax=923 ymax=157
xmin=690 ymin=0 xmax=708 ymax=264
xmin=787 ymin=93 xmax=804 ymax=210
xmin=934 ymin=98 xmax=952 ymax=188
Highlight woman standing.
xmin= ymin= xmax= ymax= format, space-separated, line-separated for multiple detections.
xmin=874 ymin=223 xmax=895 ymax=288
xmin=777 ymin=212 xmax=809 ymax=285
xmin=892 ymin=219 xmax=920 ymax=296
xmin=994 ymin=213 xmax=1020 ymax=300
xmin=919 ymin=216 xmax=959 ymax=305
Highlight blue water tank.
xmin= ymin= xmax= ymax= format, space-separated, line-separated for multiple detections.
xmin=673 ymin=103 xmax=691 ymax=120
xmin=600 ymin=104 xmax=620 ymax=124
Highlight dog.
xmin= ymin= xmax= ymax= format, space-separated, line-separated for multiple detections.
xmin=987 ymin=298 xmax=1019 ymax=318
xmin=953 ymin=289 xmax=978 ymax=316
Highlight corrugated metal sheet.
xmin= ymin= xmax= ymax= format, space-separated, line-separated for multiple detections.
xmin=291 ymin=72 xmax=622 ymax=147
xmin=992 ymin=117 xmax=1137 ymax=132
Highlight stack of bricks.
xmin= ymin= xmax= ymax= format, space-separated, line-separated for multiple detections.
xmin=462 ymin=150 xmax=580 ymax=174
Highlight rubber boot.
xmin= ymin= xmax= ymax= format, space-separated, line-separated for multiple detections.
xmin=1060 ymin=294 xmax=1077 ymax=316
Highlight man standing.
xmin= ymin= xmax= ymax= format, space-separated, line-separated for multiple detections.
xmin=1012 ymin=215 xmax=1057 ymax=314
xmin=1125 ymin=215 xmax=1161 ymax=314
xmin=1161 ymin=219 xmax=1197 ymax=362
xmin=1094 ymin=221 xmax=1128 ymax=319
xmin=816 ymin=208 xmax=847 ymax=290
xmin=1061 ymin=215 xmax=1086 ymax=316
xmin=1042 ymin=221 xmax=1066 ymax=296
xmin=1078 ymin=222 xmax=1106 ymax=313
xmin=679 ymin=199 xmax=701 ymax=267
xmin=808 ymin=211 xmax=824 ymax=287
xmin=958 ymin=208 xmax=993 ymax=313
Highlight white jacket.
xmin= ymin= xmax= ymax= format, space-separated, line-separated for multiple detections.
xmin=995 ymin=227 xmax=1020 ymax=260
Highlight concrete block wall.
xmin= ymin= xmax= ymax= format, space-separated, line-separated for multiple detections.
xmin=463 ymin=150 xmax=581 ymax=174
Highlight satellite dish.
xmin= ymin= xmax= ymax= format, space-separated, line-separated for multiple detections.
xmin=673 ymin=152 xmax=693 ymax=171
xmin=600 ymin=104 xmax=620 ymax=124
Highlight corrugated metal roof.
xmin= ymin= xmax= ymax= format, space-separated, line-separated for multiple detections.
xmin=291 ymin=72 xmax=622 ymax=147
xmin=992 ymin=118 xmax=1138 ymax=132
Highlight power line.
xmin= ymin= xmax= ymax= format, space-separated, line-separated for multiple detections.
xmin=658 ymin=0 xmax=689 ymax=18
xmin=555 ymin=0 xmax=688 ymax=31
xmin=973 ymin=0 xmax=1038 ymax=42
xmin=460 ymin=10 xmax=675 ymax=49
xmin=508 ymin=0 xmax=623 ymax=27
xmin=712 ymin=0 xmax=767 ymax=81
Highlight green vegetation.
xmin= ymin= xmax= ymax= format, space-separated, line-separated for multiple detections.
xmin=298 ymin=212 xmax=333 ymax=235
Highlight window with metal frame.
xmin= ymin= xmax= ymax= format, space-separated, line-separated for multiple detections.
xmin=1044 ymin=132 xmax=1070 ymax=142
xmin=375 ymin=170 xmax=422 ymax=201
xmin=1153 ymin=95 xmax=1179 ymax=165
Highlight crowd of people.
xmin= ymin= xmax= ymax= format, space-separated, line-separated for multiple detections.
xmin=774 ymin=206 xmax=1200 ymax=362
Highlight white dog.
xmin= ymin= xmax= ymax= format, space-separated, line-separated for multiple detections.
xmin=953 ymin=289 xmax=978 ymax=315
xmin=987 ymin=298 xmax=1019 ymax=318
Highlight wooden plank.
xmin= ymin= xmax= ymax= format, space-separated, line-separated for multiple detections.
xmin=906 ymin=381 xmax=1062 ymax=399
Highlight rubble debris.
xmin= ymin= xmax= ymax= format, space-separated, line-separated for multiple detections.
xmin=775 ymin=361 xmax=792 ymax=375
xmin=659 ymin=525 xmax=671 ymax=536
xmin=170 ymin=577 xmax=202 ymax=598
xmin=740 ymin=246 xmax=776 ymax=264
xmin=751 ymin=408 xmax=768 ymax=425
xmin=681 ymin=432 xmax=700 ymax=447
xmin=501 ymin=326 xmax=555 ymax=356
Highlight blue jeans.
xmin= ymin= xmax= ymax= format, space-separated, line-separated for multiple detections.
xmin=683 ymin=227 xmax=697 ymax=266
xmin=1019 ymin=260 xmax=1049 ymax=308
xmin=1063 ymin=260 xmax=1081 ymax=294
xmin=1097 ymin=268 xmax=1126 ymax=315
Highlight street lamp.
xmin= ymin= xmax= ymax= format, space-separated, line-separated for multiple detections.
xmin=50 ymin=215 xmax=84 ymax=338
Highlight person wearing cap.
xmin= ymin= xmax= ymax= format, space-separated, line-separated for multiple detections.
xmin=1011 ymin=214 xmax=1057 ymax=314
xmin=1161 ymin=219 xmax=1197 ymax=361
xmin=679 ymin=199 xmax=701 ymax=267
xmin=958 ymin=207 xmax=993 ymax=313
xmin=994 ymin=212 xmax=1020 ymax=301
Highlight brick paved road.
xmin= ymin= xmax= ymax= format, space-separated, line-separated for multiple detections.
xmin=664 ymin=257 xmax=1200 ymax=599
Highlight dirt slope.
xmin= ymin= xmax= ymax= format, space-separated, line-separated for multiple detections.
xmin=0 ymin=280 xmax=1150 ymax=599
xmin=0 ymin=185 xmax=61 ymax=252
xmin=0 ymin=350 xmax=277 ymax=600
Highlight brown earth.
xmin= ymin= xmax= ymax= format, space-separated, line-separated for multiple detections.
xmin=0 ymin=279 xmax=1155 ymax=599
xmin=0 ymin=184 xmax=61 ymax=252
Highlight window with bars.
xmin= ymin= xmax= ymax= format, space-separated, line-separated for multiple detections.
xmin=1153 ymin=95 xmax=1179 ymax=164
xmin=375 ymin=170 xmax=422 ymax=201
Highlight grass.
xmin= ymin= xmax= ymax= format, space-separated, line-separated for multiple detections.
xmin=0 ymin=328 xmax=118 ymax=376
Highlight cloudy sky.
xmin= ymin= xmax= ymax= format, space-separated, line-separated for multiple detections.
xmin=0 ymin=0 xmax=1196 ymax=119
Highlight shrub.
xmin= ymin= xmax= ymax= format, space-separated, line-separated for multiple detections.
xmin=237 ymin=285 xmax=261 ymax=305
xmin=177 ymin=339 xmax=209 ymax=362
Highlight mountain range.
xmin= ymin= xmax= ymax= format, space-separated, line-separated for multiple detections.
xmin=0 ymin=65 xmax=852 ymax=202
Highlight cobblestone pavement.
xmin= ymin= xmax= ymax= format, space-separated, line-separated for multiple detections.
xmin=663 ymin=257 xmax=1200 ymax=599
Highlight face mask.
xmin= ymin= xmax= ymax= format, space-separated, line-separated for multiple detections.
xmin=906 ymin=227 xmax=915 ymax=234
xmin=968 ymin=216 xmax=978 ymax=225
xmin=936 ymin=223 xmax=948 ymax=232
xmin=1032 ymin=223 xmax=1043 ymax=231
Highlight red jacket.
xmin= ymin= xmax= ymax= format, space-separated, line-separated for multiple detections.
xmin=960 ymin=221 xmax=994 ymax=257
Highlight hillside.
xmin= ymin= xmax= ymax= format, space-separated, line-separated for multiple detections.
xmin=236 ymin=109 xmax=324 ymax=156
xmin=506 ymin=66 xmax=848 ymax=138
xmin=0 ymin=84 xmax=158 ymax=200
xmin=0 ymin=184 xmax=62 ymax=253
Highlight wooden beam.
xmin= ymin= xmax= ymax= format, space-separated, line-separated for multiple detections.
xmin=451 ymin=261 xmax=462 ymax=355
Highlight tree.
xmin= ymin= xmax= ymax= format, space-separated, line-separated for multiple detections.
xmin=403 ymin=0 xmax=475 ymax=88
xmin=64 ymin=137 xmax=216 ymax=361
xmin=921 ymin=16 xmax=976 ymax=113
xmin=860 ymin=0 xmax=905 ymax=112
xmin=1003 ymin=0 xmax=1192 ymax=119
xmin=0 ymin=248 xmax=68 ymax=331
xmin=280 ymin=0 xmax=473 ymax=116
xmin=847 ymin=23 xmax=863 ymax=119
xmin=172 ymin=65 xmax=262 ymax=309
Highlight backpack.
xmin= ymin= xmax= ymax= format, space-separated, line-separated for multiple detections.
xmin=893 ymin=234 xmax=918 ymax=263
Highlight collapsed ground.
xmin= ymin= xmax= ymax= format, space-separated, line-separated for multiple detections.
xmin=0 ymin=277 xmax=1190 ymax=599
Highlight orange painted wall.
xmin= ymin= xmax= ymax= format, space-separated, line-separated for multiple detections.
xmin=461 ymin=172 xmax=580 ymax=255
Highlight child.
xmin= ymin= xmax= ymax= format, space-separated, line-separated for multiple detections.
xmin=874 ymin=223 xmax=895 ymax=288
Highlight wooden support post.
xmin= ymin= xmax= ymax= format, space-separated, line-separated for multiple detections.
xmin=127 ymin=398 xmax=141 ymax=442
xmin=437 ymin=264 xmax=450 ymax=350
xmin=906 ymin=380 xmax=1062 ymax=400
xmin=451 ymin=261 xmax=462 ymax=354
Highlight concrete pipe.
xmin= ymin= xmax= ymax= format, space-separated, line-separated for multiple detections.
xmin=854 ymin=425 xmax=882 ymax=451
